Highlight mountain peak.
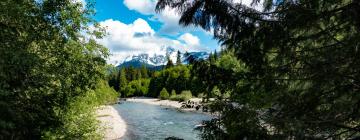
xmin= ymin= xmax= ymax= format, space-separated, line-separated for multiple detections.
xmin=117 ymin=47 xmax=209 ymax=69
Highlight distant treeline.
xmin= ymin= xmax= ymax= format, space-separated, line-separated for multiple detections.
xmin=107 ymin=51 xmax=220 ymax=99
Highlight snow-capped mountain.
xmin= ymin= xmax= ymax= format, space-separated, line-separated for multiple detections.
xmin=117 ymin=46 xmax=209 ymax=69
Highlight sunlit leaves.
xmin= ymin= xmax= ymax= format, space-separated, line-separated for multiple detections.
xmin=0 ymin=0 xmax=109 ymax=139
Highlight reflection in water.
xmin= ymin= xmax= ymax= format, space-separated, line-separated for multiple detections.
xmin=114 ymin=102 xmax=212 ymax=140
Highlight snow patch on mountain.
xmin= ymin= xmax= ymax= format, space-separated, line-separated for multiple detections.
xmin=116 ymin=46 xmax=209 ymax=68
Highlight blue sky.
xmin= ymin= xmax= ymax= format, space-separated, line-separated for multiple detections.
xmin=90 ymin=0 xmax=220 ymax=65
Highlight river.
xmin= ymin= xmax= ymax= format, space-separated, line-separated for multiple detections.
xmin=114 ymin=101 xmax=212 ymax=140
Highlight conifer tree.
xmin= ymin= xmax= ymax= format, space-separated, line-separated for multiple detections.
xmin=159 ymin=88 xmax=169 ymax=100
xmin=127 ymin=66 xmax=136 ymax=81
xmin=214 ymin=49 xmax=218 ymax=61
xmin=140 ymin=65 xmax=149 ymax=78
xmin=157 ymin=0 xmax=360 ymax=139
xmin=176 ymin=50 xmax=182 ymax=65
xmin=108 ymin=72 xmax=119 ymax=91
xmin=135 ymin=69 xmax=142 ymax=80
xmin=165 ymin=55 xmax=174 ymax=68
xmin=208 ymin=52 xmax=215 ymax=64
xmin=119 ymin=68 xmax=128 ymax=97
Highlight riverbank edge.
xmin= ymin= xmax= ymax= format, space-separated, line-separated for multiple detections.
xmin=96 ymin=105 xmax=127 ymax=140
xmin=124 ymin=97 xmax=207 ymax=114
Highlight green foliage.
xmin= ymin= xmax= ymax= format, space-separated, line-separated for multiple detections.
xmin=170 ymin=90 xmax=192 ymax=102
xmin=165 ymin=55 xmax=174 ymax=68
xmin=208 ymin=52 xmax=215 ymax=64
xmin=107 ymin=66 xmax=155 ymax=97
xmin=118 ymin=68 xmax=128 ymax=97
xmin=179 ymin=90 xmax=192 ymax=101
xmin=211 ymin=86 xmax=221 ymax=98
xmin=108 ymin=69 xmax=120 ymax=91
xmin=107 ymin=66 xmax=154 ymax=97
xmin=211 ymin=86 xmax=230 ymax=100
xmin=159 ymin=88 xmax=169 ymax=100
xmin=93 ymin=80 xmax=119 ymax=105
xmin=123 ymin=79 xmax=150 ymax=97
xmin=169 ymin=89 xmax=178 ymax=101
xmin=0 ymin=0 xmax=114 ymax=139
xmin=42 ymin=80 xmax=118 ymax=140
xmin=170 ymin=90 xmax=177 ymax=97
xmin=42 ymin=94 xmax=101 ymax=140
xmin=176 ymin=51 xmax=182 ymax=65
xmin=128 ymin=66 xmax=135 ymax=81
xmin=140 ymin=65 xmax=149 ymax=78
xmin=148 ymin=65 xmax=198 ymax=97
xmin=213 ymin=50 xmax=218 ymax=61
xmin=157 ymin=0 xmax=360 ymax=139
xmin=215 ymin=50 xmax=247 ymax=73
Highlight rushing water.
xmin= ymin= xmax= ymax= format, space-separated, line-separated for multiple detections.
xmin=114 ymin=101 xmax=212 ymax=140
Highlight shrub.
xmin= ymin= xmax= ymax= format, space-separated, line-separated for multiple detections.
xmin=179 ymin=90 xmax=192 ymax=101
xmin=170 ymin=90 xmax=176 ymax=97
xmin=170 ymin=89 xmax=180 ymax=101
xmin=159 ymin=88 xmax=169 ymax=100
xmin=94 ymin=80 xmax=119 ymax=105
xmin=42 ymin=80 xmax=117 ymax=140
xmin=170 ymin=90 xmax=192 ymax=102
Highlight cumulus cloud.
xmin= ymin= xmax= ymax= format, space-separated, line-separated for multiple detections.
xmin=123 ymin=0 xmax=157 ymax=15
xmin=123 ymin=0 xmax=198 ymax=35
xmin=178 ymin=33 xmax=200 ymax=47
xmin=123 ymin=0 xmax=265 ymax=35
xmin=97 ymin=18 xmax=207 ymax=65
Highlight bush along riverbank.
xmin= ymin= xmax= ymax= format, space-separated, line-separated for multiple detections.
xmin=0 ymin=1 xmax=119 ymax=139
xmin=42 ymin=81 xmax=119 ymax=140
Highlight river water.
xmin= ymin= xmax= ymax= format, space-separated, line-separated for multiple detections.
xmin=114 ymin=101 xmax=212 ymax=140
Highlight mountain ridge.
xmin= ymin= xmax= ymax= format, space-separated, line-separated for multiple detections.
xmin=116 ymin=47 xmax=209 ymax=70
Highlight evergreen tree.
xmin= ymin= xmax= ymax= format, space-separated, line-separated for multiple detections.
xmin=119 ymin=68 xmax=128 ymax=97
xmin=159 ymin=88 xmax=169 ymax=100
xmin=140 ymin=65 xmax=149 ymax=78
xmin=157 ymin=0 xmax=360 ymax=139
xmin=165 ymin=55 xmax=174 ymax=68
xmin=171 ymin=89 xmax=177 ymax=96
xmin=176 ymin=50 xmax=182 ymax=65
xmin=208 ymin=52 xmax=215 ymax=64
xmin=184 ymin=51 xmax=190 ymax=57
xmin=213 ymin=49 xmax=218 ymax=61
xmin=127 ymin=66 xmax=136 ymax=81
xmin=135 ymin=69 xmax=142 ymax=80
xmin=108 ymin=72 xmax=119 ymax=91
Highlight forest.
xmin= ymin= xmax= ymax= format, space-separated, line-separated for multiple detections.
xmin=0 ymin=0 xmax=118 ymax=139
xmin=2 ymin=0 xmax=360 ymax=139
xmin=154 ymin=0 xmax=360 ymax=139
xmin=106 ymin=51 xmax=226 ymax=100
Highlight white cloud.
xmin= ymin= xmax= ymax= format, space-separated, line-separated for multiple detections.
xmin=97 ymin=19 xmax=207 ymax=65
xmin=155 ymin=7 xmax=189 ymax=35
xmin=178 ymin=33 xmax=200 ymax=47
xmin=123 ymin=0 xmax=199 ymax=35
xmin=123 ymin=0 xmax=265 ymax=36
xmin=123 ymin=0 xmax=157 ymax=15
